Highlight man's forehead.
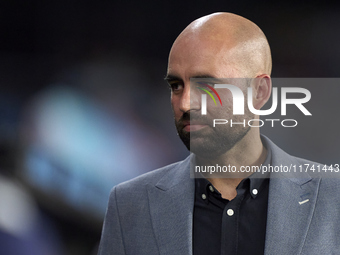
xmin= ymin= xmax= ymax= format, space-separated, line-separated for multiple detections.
xmin=169 ymin=35 xmax=236 ymax=64
xmin=173 ymin=26 xmax=240 ymax=52
xmin=167 ymin=43 xmax=244 ymax=80
xmin=168 ymin=24 xmax=247 ymax=73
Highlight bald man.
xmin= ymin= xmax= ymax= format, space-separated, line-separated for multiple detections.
xmin=98 ymin=13 xmax=340 ymax=255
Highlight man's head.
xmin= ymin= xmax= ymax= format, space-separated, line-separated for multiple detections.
xmin=166 ymin=12 xmax=272 ymax=157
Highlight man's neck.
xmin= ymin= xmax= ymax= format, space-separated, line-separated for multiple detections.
xmin=196 ymin=133 xmax=267 ymax=200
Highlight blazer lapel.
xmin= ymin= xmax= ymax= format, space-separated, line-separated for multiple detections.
xmin=147 ymin=157 xmax=195 ymax=255
xmin=263 ymin=136 xmax=320 ymax=255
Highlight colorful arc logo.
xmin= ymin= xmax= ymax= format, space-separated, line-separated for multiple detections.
xmin=196 ymin=82 xmax=223 ymax=106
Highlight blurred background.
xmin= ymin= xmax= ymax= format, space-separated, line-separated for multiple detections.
xmin=1 ymin=1 xmax=340 ymax=254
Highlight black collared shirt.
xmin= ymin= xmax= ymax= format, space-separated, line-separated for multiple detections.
xmin=193 ymin=149 xmax=271 ymax=255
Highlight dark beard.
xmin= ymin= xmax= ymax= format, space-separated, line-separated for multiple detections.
xmin=175 ymin=111 xmax=191 ymax=150
xmin=175 ymin=111 xmax=251 ymax=158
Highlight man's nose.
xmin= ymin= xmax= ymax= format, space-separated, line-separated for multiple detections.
xmin=179 ymin=85 xmax=201 ymax=113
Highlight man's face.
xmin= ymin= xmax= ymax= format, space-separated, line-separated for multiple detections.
xmin=166 ymin=36 xmax=254 ymax=158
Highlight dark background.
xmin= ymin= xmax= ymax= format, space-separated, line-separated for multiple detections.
xmin=1 ymin=1 xmax=339 ymax=254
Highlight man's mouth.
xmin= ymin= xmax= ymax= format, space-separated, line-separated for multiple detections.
xmin=182 ymin=121 xmax=209 ymax=132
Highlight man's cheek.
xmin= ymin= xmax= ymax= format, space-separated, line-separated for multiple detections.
xmin=172 ymin=110 xmax=182 ymax=121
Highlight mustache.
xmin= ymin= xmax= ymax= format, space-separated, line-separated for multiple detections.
xmin=176 ymin=111 xmax=211 ymax=128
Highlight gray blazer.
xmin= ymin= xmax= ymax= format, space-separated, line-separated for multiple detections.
xmin=98 ymin=136 xmax=340 ymax=255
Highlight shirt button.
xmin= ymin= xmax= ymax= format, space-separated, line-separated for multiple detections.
xmin=252 ymin=189 xmax=258 ymax=195
xmin=209 ymin=185 xmax=214 ymax=192
xmin=202 ymin=194 xmax=207 ymax=200
xmin=227 ymin=209 xmax=234 ymax=216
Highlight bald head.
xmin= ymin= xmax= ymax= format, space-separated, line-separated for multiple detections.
xmin=168 ymin=12 xmax=272 ymax=78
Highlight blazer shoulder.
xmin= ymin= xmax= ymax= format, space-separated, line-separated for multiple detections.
xmin=292 ymin=155 xmax=322 ymax=165
xmin=110 ymin=156 xmax=190 ymax=199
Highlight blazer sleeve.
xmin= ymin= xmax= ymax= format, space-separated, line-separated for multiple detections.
xmin=98 ymin=187 xmax=125 ymax=255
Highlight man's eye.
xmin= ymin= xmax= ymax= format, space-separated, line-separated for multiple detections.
xmin=169 ymin=83 xmax=184 ymax=92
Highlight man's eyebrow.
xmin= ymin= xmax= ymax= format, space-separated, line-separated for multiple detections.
xmin=191 ymin=75 xmax=216 ymax=79
xmin=164 ymin=74 xmax=216 ymax=81
xmin=192 ymin=75 xmax=225 ymax=84
xmin=164 ymin=74 xmax=181 ymax=82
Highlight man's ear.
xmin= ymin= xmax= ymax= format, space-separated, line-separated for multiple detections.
xmin=251 ymin=74 xmax=272 ymax=110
